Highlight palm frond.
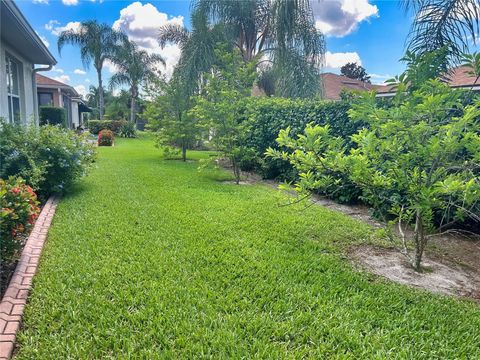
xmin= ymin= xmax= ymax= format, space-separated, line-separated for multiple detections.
xmin=158 ymin=24 xmax=190 ymax=48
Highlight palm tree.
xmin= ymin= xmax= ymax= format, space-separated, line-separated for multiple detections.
xmin=158 ymin=11 xmax=228 ymax=97
xmin=109 ymin=38 xmax=165 ymax=123
xmin=404 ymin=0 xmax=480 ymax=62
xmin=58 ymin=21 xmax=125 ymax=120
xmin=188 ymin=0 xmax=325 ymax=98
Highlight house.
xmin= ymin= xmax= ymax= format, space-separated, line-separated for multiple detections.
xmin=36 ymin=74 xmax=91 ymax=129
xmin=376 ymin=66 xmax=480 ymax=97
xmin=320 ymin=73 xmax=391 ymax=100
xmin=0 ymin=0 xmax=56 ymax=125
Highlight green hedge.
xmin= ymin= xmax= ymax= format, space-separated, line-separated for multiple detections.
xmin=87 ymin=120 xmax=127 ymax=134
xmin=39 ymin=106 xmax=66 ymax=127
xmin=236 ymin=97 xmax=363 ymax=203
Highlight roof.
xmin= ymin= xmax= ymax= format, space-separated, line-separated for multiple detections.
xmin=36 ymin=74 xmax=79 ymax=97
xmin=1 ymin=0 xmax=56 ymax=65
xmin=446 ymin=66 xmax=479 ymax=88
xmin=321 ymin=73 xmax=391 ymax=100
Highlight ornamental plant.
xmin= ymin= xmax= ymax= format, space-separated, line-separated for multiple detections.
xmin=267 ymin=80 xmax=480 ymax=270
xmin=98 ymin=129 xmax=114 ymax=146
xmin=0 ymin=177 xmax=40 ymax=264
xmin=0 ymin=121 xmax=96 ymax=197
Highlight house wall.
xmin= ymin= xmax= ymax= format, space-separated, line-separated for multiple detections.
xmin=0 ymin=41 xmax=37 ymax=125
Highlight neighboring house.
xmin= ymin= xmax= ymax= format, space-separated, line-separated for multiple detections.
xmin=0 ymin=0 xmax=56 ymax=124
xmin=320 ymin=73 xmax=391 ymax=100
xmin=36 ymin=74 xmax=91 ymax=129
xmin=376 ymin=66 xmax=480 ymax=97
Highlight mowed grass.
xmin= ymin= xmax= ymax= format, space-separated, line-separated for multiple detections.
xmin=16 ymin=136 xmax=480 ymax=359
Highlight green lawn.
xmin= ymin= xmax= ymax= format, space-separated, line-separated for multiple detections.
xmin=17 ymin=136 xmax=480 ymax=359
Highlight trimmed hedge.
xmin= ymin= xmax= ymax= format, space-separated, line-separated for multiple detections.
xmin=39 ymin=106 xmax=66 ymax=127
xmin=236 ymin=97 xmax=363 ymax=203
xmin=87 ymin=120 xmax=127 ymax=134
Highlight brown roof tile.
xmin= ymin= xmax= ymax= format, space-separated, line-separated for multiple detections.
xmin=35 ymin=73 xmax=69 ymax=87
xmin=321 ymin=73 xmax=391 ymax=100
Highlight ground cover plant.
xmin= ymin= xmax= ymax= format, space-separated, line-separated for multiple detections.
xmin=16 ymin=136 xmax=480 ymax=359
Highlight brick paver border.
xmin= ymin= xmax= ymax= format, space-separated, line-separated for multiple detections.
xmin=0 ymin=196 xmax=59 ymax=359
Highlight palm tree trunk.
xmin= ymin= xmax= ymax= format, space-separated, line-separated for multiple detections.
xmin=130 ymin=96 xmax=136 ymax=123
xmin=97 ymin=68 xmax=104 ymax=120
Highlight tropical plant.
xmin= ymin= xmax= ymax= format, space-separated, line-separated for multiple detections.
xmin=109 ymin=38 xmax=165 ymax=123
xmin=340 ymin=62 xmax=371 ymax=83
xmin=39 ymin=106 xmax=67 ymax=127
xmin=158 ymin=10 xmax=228 ymax=97
xmin=118 ymin=121 xmax=136 ymax=138
xmin=404 ymin=0 xmax=480 ymax=62
xmin=461 ymin=51 xmax=480 ymax=88
xmin=169 ymin=0 xmax=325 ymax=98
xmin=58 ymin=21 xmax=125 ymax=120
xmin=267 ymin=81 xmax=480 ymax=270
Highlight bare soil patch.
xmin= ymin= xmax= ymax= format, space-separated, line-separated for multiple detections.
xmin=350 ymin=243 xmax=480 ymax=299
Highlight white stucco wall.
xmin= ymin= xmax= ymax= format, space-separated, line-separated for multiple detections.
xmin=0 ymin=41 xmax=37 ymax=125
xmin=71 ymin=101 xmax=79 ymax=128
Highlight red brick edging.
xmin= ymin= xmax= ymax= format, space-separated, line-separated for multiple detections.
xmin=0 ymin=196 xmax=59 ymax=359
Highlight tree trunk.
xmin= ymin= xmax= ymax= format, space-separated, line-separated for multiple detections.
xmin=232 ymin=158 xmax=240 ymax=184
xmin=413 ymin=210 xmax=426 ymax=271
xmin=130 ymin=96 xmax=136 ymax=123
xmin=97 ymin=68 xmax=104 ymax=120
xmin=182 ymin=145 xmax=187 ymax=162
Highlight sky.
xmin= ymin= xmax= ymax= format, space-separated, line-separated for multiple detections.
xmin=16 ymin=0 xmax=414 ymax=97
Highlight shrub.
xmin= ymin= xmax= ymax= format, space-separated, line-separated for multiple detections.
xmin=268 ymin=81 xmax=480 ymax=270
xmin=98 ymin=129 xmax=114 ymax=146
xmin=118 ymin=121 xmax=136 ymax=138
xmin=0 ymin=121 xmax=96 ymax=197
xmin=87 ymin=120 xmax=127 ymax=134
xmin=0 ymin=177 xmax=40 ymax=263
xmin=39 ymin=106 xmax=67 ymax=127
xmin=234 ymin=97 xmax=361 ymax=202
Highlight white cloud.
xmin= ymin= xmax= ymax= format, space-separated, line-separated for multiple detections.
xmin=311 ymin=0 xmax=378 ymax=37
xmin=369 ymin=73 xmax=393 ymax=85
xmin=47 ymin=21 xmax=82 ymax=36
xmin=74 ymin=84 xmax=87 ymax=97
xmin=325 ymin=51 xmax=361 ymax=69
xmin=52 ymin=66 xmax=64 ymax=73
xmin=74 ymin=69 xmax=87 ymax=75
xmin=53 ymin=75 xmax=71 ymax=84
xmin=62 ymin=0 xmax=78 ymax=5
xmin=85 ymin=78 xmax=91 ymax=83
xmin=36 ymin=32 xmax=50 ymax=48
xmin=104 ymin=59 xmax=120 ymax=74
xmin=33 ymin=0 xmax=49 ymax=4
xmin=112 ymin=2 xmax=183 ymax=77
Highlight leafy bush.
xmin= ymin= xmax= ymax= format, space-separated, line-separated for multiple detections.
xmin=87 ymin=120 xmax=127 ymax=134
xmin=236 ymin=97 xmax=361 ymax=202
xmin=98 ymin=129 xmax=114 ymax=146
xmin=0 ymin=177 xmax=40 ymax=263
xmin=0 ymin=121 xmax=96 ymax=197
xmin=268 ymin=81 xmax=480 ymax=269
xmin=118 ymin=121 xmax=136 ymax=138
xmin=39 ymin=106 xmax=67 ymax=127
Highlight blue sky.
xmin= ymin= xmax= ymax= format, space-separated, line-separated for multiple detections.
xmin=17 ymin=0 xmax=413 ymax=97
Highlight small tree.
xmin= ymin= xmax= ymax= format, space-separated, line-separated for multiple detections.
xmin=189 ymin=49 xmax=256 ymax=183
xmin=267 ymin=81 xmax=480 ymax=271
xmin=340 ymin=62 xmax=371 ymax=83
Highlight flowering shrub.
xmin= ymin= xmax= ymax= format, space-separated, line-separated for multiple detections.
xmin=98 ymin=129 xmax=114 ymax=146
xmin=0 ymin=177 xmax=40 ymax=262
xmin=0 ymin=121 xmax=96 ymax=197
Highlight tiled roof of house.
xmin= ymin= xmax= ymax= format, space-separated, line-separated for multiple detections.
xmin=36 ymin=74 xmax=79 ymax=97
xmin=36 ymin=73 xmax=70 ymax=87
xmin=446 ymin=66 xmax=479 ymax=87
xmin=321 ymin=73 xmax=392 ymax=100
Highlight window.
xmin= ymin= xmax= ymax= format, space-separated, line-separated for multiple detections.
xmin=38 ymin=92 xmax=54 ymax=106
xmin=6 ymin=55 xmax=22 ymax=124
